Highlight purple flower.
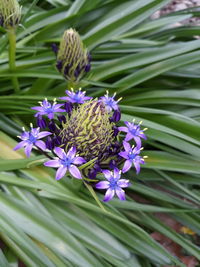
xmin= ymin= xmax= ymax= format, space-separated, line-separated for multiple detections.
xmin=118 ymin=121 xmax=147 ymax=148
xmin=119 ymin=141 xmax=145 ymax=174
xmin=31 ymin=99 xmax=65 ymax=119
xmin=44 ymin=146 xmax=86 ymax=180
xmin=100 ymin=91 xmax=121 ymax=113
xmin=96 ymin=168 xmax=130 ymax=202
xmin=14 ymin=127 xmax=52 ymax=157
xmin=60 ymin=88 xmax=92 ymax=104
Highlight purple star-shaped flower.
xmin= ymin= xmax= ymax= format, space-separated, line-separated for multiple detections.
xmin=118 ymin=121 xmax=147 ymax=148
xmin=119 ymin=141 xmax=145 ymax=174
xmin=60 ymin=88 xmax=92 ymax=104
xmin=96 ymin=168 xmax=130 ymax=202
xmin=44 ymin=146 xmax=86 ymax=180
xmin=99 ymin=91 xmax=121 ymax=113
xmin=31 ymin=99 xmax=65 ymax=119
xmin=14 ymin=127 xmax=52 ymax=157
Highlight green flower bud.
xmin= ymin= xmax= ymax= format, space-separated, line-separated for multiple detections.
xmin=60 ymin=100 xmax=114 ymax=161
xmin=56 ymin=28 xmax=91 ymax=82
xmin=0 ymin=0 xmax=21 ymax=29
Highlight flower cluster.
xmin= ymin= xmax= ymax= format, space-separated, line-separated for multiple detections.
xmin=14 ymin=89 xmax=147 ymax=202
xmin=13 ymin=26 xmax=147 ymax=202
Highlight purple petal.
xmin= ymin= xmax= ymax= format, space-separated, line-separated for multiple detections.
xmin=125 ymin=133 xmax=133 ymax=142
xmin=118 ymin=126 xmax=128 ymax=133
xmin=117 ymin=179 xmax=130 ymax=188
xmin=59 ymin=96 xmax=70 ymax=101
xmin=116 ymin=188 xmax=126 ymax=201
xmin=56 ymin=166 xmax=67 ymax=180
xmin=37 ymin=131 xmax=52 ymax=139
xmin=122 ymin=160 xmax=132 ymax=173
xmin=54 ymin=147 xmax=65 ymax=159
xmin=35 ymin=140 xmax=46 ymax=151
xmin=123 ymin=141 xmax=131 ymax=152
xmin=55 ymin=108 xmax=66 ymax=113
xmin=124 ymin=121 xmax=132 ymax=127
xmin=102 ymin=170 xmax=112 ymax=180
xmin=25 ymin=144 xmax=33 ymax=158
xmin=133 ymin=161 xmax=141 ymax=174
xmin=53 ymin=104 xmax=64 ymax=109
xmin=73 ymin=156 xmax=86 ymax=165
xmin=133 ymin=136 xmax=141 ymax=148
xmin=31 ymin=128 xmax=40 ymax=136
xmin=118 ymin=151 xmax=129 ymax=159
xmin=13 ymin=140 xmax=27 ymax=151
xmin=83 ymin=96 xmax=92 ymax=101
xmin=69 ymin=165 xmax=82 ymax=179
xmin=113 ymin=168 xmax=120 ymax=180
xmin=31 ymin=107 xmax=44 ymax=112
xmin=21 ymin=132 xmax=29 ymax=140
xmin=66 ymin=146 xmax=76 ymax=159
xmin=47 ymin=113 xmax=54 ymax=119
xmin=96 ymin=181 xmax=110 ymax=189
xmin=65 ymin=90 xmax=73 ymax=97
xmin=44 ymin=159 xmax=60 ymax=168
xmin=103 ymin=188 xmax=115 ymax=202
xmin=139 ymin=132 xmax=147 ymax=140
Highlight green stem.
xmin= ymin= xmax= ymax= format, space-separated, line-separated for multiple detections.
xmin=84 ymin=181 xmax=107 ymax=212
xmin=7 ymin=28 xmax=20 ymax=93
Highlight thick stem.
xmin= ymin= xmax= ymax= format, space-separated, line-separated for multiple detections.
xmin=7 ymin=28 xmax=20 ymax=93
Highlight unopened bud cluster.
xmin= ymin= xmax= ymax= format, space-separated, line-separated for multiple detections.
xmin=55 ymin=29 xmax=91 ymax=82
xmin=0 ymin=0 xmax=21 ymax=29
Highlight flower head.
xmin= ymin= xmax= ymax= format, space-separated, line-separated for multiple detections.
xmin=96 ymin=168 xmax=130 ymax=202
xmin=119 ymin=141 xmax=145 ymax=174
xmin=0 ymin=0 xmax=21 ymax=29
xmin=14 ymin=126 xmax=52 ymax=157
xmin=44 ymin=146 xmax=86 ymax=180
xmin=100 ymin=91 xmax=121 ymax=113
xmin=60 ymin=88 xmax=92 ymax=104
xmin=118 ymin=120 xmax=147 ymax=148
xmin=56 ymin=28 xmax=91 ymax=82
xmin=31 ymin=98 xmax=65 ymax=120
xmin=60 ymin=100 xmax=115 ymax=161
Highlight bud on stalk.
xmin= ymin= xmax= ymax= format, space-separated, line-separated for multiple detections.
xmin=56 ymin=28 xmax=91 ymax=83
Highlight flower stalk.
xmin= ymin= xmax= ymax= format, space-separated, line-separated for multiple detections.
xmin=8 ymin=28 xmax=20 ymax=93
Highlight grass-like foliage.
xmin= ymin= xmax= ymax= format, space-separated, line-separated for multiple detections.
xmin=0 ymin=0 xmax=200 ymax=266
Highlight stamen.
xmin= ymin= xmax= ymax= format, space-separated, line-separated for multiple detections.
xmin=143 ymin=128 xmax=148 ymax=131
xmin=30 ymin=123 xmax=33 ymax=128
xmin=22 ymin=127 xmax=25 ymax=131
xmin=139 ymin=121 xmax=143 ymax=125
xmin=143 ymin=156 xmax=148 ymax=159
